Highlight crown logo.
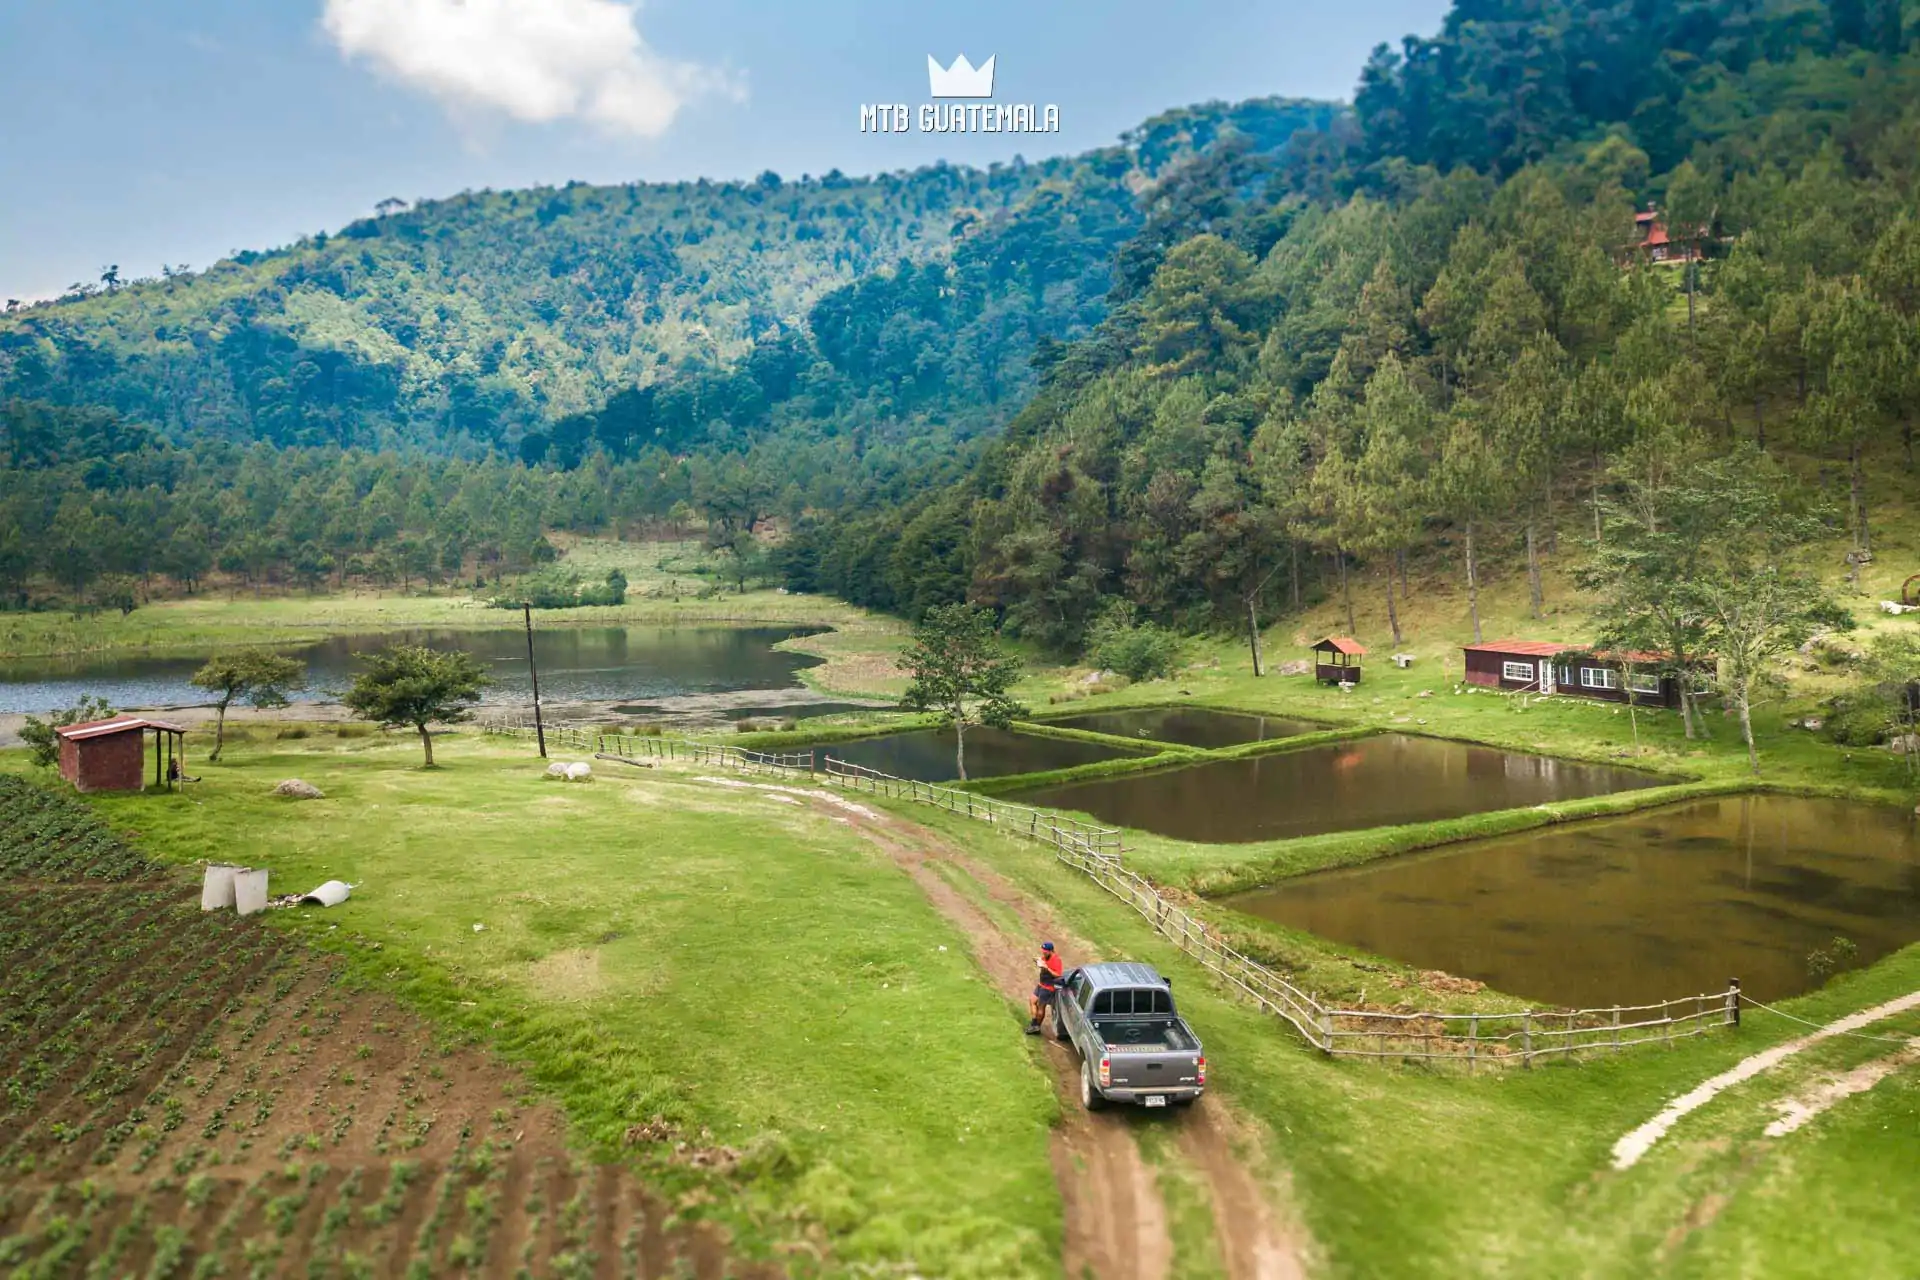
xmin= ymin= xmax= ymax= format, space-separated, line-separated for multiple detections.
xmin=927 ymin=54 xmax=995 ymax=98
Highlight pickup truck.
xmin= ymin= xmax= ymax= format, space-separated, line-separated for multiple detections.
xmin=1055 ymin=961 xmax=1205 ymax=1110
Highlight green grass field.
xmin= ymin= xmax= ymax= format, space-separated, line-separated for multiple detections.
xmin=9 ymin=713 xmax=1920 ymax=1276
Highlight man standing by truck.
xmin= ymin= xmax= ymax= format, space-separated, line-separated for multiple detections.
xmin=1026 ymin=941 xmax=1064 ymax=1035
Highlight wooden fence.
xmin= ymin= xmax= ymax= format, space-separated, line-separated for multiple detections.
xmin=479 ymin=717 xmax=1738 ymax=1068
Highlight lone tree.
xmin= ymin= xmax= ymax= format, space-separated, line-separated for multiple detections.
xmin=1683 ymin=457 xmax=1839 ymax=774
xmin=342 ymin=645 xmax=490 ymax=767
xmin=190 ymin=648 xmax=308 ymax=762
xmin=898 ymin=604 xmax=1024 ymax=781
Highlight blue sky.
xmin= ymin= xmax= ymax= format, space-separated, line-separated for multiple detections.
xmin=0 ymin=0 xmax=1449 ymax=302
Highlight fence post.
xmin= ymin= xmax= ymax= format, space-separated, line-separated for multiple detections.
xmin=1612 ymin=1008 xmax=1622 ymax=1052
xmin=1727 ymin=978 xmax=1740 ymax=1027
xmin=1468 ymin=1015 xmax=1478 ymax=1073
xmin=1522 ymin=1013 xmax=1532 ymax=1067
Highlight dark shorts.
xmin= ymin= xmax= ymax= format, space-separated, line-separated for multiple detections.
xmin=1034 ymin=985 xmax=1058 ymax=1005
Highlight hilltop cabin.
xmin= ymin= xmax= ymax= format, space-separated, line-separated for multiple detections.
xmin=1623 ymin=203 xmax=1705 ymax=267
xmin=1462 ymin=640 xmax=1686 ymax=709
xmin=55 ymin=716 xmax=188 ymax=793
xmin=1312 ymin=636 xmax=1367 ymax=686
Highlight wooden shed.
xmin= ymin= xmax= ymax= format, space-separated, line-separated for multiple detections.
xmin=55 ymin=716 xmax=188 ymax=793
xmin=1311 ymin=637 xmax=1367 ymax=686
xmin=1461 ymin=640 xmax=1687 ymax=709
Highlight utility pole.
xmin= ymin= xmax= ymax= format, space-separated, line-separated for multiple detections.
xmin=523 ymin=602 xmax=547 ymax=758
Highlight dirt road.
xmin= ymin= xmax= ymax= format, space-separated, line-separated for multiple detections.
xmin=791 ymin=785 xmax=1309 ymax=1280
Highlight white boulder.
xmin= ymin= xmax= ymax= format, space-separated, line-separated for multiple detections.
xmin=565 ymin=762 xmax=593 ymax=782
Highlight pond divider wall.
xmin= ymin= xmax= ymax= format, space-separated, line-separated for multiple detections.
xmin=483 ymin=716 xmax=1742 ymax=1069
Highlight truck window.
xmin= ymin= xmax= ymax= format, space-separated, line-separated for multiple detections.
xmin=1150 ymin=989 xmax=1172 ymax=1014
xmin=1091 ymin=991 xmax=1111 ymax=1015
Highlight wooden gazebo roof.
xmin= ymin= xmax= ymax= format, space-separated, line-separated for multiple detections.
xmin=1311 ymin=637 xmax=1367 ymax=657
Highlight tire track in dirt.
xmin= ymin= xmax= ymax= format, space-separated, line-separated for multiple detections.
xmin=788 ymin=785 xmax=1308 ymax=1280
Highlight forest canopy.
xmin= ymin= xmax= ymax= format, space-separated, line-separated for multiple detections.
xmin=5 ymin=0 xmax=1919 ymax=658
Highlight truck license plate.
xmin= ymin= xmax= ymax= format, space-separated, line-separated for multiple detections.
xmin=1143 ymin=1095 xmax=1168 ymax=1108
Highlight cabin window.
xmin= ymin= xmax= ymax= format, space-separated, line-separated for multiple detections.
xmin=1628 ymin=672 xmax=1662 ymax=695
xmin=1581 ymin=667 xmax=1619 ymax=690
xmin=1502 ymin=661 xmax=1536 ymax=682
xmin=1556 ymin=665 xmax=1574 ymax=686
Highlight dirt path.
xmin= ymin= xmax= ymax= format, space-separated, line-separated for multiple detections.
xmin=1610 ymin=988 xmax=1920 ymax=1170
xmin=759 ymin=781 xmax=1308 ymax=1279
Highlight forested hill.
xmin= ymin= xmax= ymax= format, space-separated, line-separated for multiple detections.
xmin=784 ymin=0 xmax=1920 ymax=640
xmin=0 ymin=97 xmax=1337 ymax=457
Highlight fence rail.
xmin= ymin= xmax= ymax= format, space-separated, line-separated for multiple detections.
xmin=479 ymin=716 xmax=1736 ymax=1068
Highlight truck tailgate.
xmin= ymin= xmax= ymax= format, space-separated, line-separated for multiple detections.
xmin=1094 ymin=1019 xmax=1202 ymax=1090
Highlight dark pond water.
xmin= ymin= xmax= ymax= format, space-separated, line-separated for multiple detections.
xmin=1009 ymin=734 xmax=1664 ymax=844
xmin=801 ymin=727 xmax=1146 ymax=783
xmin=1224 ymin=795 xmax=1920 ymax=1007
xmin=0 ymin=627 xmax=824 ymax=713
xmin=610 ymin=701 xmax=881 ymax=722
xmin=1044 ymin=707 xmax=1321 ymax=750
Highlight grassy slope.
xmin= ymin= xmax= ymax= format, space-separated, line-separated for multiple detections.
xmin=5 ymin=734 xmax=1059 ymax=1277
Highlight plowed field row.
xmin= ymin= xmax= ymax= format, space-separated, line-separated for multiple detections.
xmin=0 ymin=779 xmax=759 ymax=1278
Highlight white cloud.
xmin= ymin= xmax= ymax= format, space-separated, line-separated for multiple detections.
xmin=320 ymin=0 xmax=740 ymax=137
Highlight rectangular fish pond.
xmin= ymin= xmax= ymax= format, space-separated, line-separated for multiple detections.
xmin=1224 ymin=795 xmax=1920 ymax=1007
xmin=1041 ymin=706 xmax=1322 ymax=750
xmin=1008 ymin=733 xmax=1663 ymax=844
xmin=799 ymin=726 xmax=1150 ymax=784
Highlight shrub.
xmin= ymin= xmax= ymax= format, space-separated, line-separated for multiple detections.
xmin=1823 ymin=694 xmax=1891 ymax=746
xmin=1086 ymin=602 xmax=1181 ymax=684
xmin=20 ymin=695 xmax=116 ymax=768
xmin=489 ymin=567 xmax=627 ymax=610
xmin=1807 ymin=935 xmax=1859 ymax=980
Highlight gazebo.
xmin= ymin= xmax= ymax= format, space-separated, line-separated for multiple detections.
xmin=55 ymin=716 xmax=189 ymax=793
xmin=1310 ymin=637 xmax=1367 ymax=686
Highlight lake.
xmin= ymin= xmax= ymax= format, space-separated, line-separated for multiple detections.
xmin=1224 ymin=795 xmax=1920 ymax=1006
xmin=1042 ymin=706 xmax=1321 ymax=750
xmin=0 ymin=626 xmax=825 ymax=713
xmin=1009 ymin=733 xmax=1664 ymax=843
xmin=803 ymin=726 xmax=1147 ymax=783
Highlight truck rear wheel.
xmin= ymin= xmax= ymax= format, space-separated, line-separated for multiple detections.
xmin=1080 ymin=1060 xmax=1108 ymax=1111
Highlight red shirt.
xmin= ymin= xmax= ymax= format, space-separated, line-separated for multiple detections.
xmin=1039 ymin=953 xmax=1063 ymax=989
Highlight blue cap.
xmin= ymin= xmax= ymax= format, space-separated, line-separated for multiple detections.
xmin=1041 ymin=941 xmax=1054 ymax=951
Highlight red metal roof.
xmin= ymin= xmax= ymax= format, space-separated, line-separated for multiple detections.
xmin=55 ymin=716 xmax=187 ymax=741
xmin=1464 ymin=639 xmax=1677 ymax=665
xmin=1463 ymin=639 xmax=1577 ymax=658
xmin=1313 ymin=636 xmax=1367 ymax=656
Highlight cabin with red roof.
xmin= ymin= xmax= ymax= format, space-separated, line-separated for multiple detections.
xmin=1624 ymin=203 xmax=1704 ymax=267
xmin=1461 ymin=640 xmax=1686 ymax=708
xmin=1311 ymin=636 xmax=1367 ymax=686
xmin=55 ymin=716 xmax=188 ymax=792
